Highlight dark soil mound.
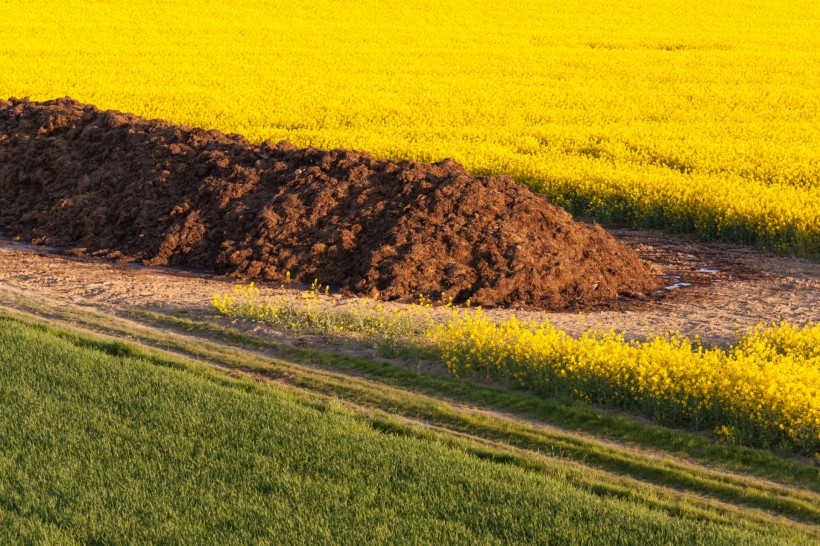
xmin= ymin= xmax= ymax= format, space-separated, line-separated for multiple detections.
xmin=0 ymin=97 xmax=659 ymax=309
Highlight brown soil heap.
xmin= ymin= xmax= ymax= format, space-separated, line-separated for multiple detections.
xmin=0 ymin=97 xmax=659 ymax=309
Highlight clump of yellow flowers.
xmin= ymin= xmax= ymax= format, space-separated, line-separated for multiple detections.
xmin=433 ymin=311 xmax=819 ymax=454
xmin=4 ymin=0 xmax=818 ymax=255
xmin=215 ymin=284 xmax=819 ymax=454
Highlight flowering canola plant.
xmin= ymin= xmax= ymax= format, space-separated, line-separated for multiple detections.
xmin=2 ymin=0 xmax=818 ymax=255
xmin=214 ymin=284 xmax=820 ymax=454
xmin=433 ymin=312 xmax=820 ymax=455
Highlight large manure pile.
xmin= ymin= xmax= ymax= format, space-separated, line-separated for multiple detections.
xmin=0 ymin=98 xmax=659 ymax=308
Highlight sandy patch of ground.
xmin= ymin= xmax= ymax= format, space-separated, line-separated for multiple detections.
xmin=0 ymin=228 xmax=816 ymax=346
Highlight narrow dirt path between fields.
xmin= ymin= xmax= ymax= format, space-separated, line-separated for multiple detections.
xmin=1 ymin=228 xmax=816 ymax=346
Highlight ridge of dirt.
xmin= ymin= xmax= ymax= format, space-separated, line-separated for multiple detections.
xmin=0 ymin=97 xmax=659 ymax=309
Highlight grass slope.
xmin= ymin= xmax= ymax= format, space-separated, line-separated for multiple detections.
xmin=1 ymin=288 xmax=818 ymax=539
xmin=0 ymin=315 xmax=804 ymax=545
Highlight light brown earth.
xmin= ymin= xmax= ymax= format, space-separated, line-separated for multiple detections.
xmin=1 ymin=227 xmax=816 ymax=347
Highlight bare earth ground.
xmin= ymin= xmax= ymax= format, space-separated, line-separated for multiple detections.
xmin=0 ymin=227 xmax=816 ymax=347
xmin=0 ymin=98 xmax=657 ymax=310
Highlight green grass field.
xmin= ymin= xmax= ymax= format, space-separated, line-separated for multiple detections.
xmin=0 ymin=302 xmax=817 ymax=544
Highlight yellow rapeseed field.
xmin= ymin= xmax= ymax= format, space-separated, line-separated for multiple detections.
xmin=1 ymin=0 xmax=818 ymax=254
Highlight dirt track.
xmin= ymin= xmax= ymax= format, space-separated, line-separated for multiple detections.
xmin=1 ymin=228 xmax=816 ymax=347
